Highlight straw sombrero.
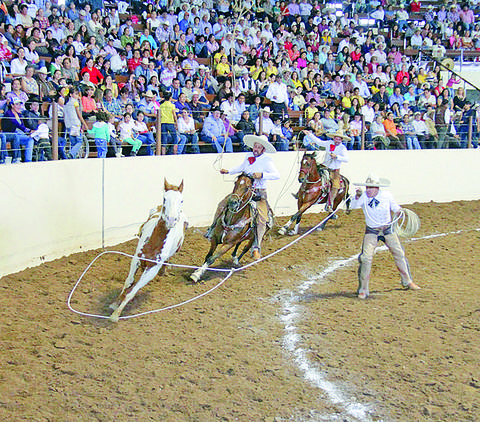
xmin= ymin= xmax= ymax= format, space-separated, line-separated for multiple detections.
xmin=326 ymin=131 xmax=350 ymax=141
xmin=244 ymin=135 xmax=276 ymax=154
xmin=353 ymin=173 xmax=391 ymax=187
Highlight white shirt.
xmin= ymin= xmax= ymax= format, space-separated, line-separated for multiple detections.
xmin=361 ymin=105 xmax=375 ymax=124
xmin=351 ymin=190 xmax=401 ymax=228
xmin=411 ymin=119 xmax=428 ymax=135
xmin=304 ymin=133 xmax=349 ymax=170
xmin=177 ymin=115 xmax=195 ymax=133
xmin=266 ymin=82 xmax=289 ymax=105
xmin=255 ymin=116 xmax=275 ymax=135
xmin=228 ymin=152 xmax=280 ymax=190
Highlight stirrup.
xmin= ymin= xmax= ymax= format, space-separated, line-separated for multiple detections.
xmin=291 ymin=192 xmax=299 ymax=200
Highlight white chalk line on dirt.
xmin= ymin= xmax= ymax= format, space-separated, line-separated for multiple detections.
xmin=67 ymin=205 xmax=344 ymax=320
xmin=280 ymin=227 xmax=480 ymax=422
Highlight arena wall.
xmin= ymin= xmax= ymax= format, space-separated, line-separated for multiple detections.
xmin=1 ymin=150 xmax=479 ymax=277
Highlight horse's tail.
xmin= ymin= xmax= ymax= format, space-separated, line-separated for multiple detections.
xmin=344 ymin=177 xmax=352 ymax=215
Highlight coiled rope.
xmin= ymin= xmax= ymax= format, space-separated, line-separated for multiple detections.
xmin=393 ymin=208 xmax=421 ymax=237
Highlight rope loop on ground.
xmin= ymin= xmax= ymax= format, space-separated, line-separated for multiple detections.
xmin=67 ymin=197 xmax=352 ymax=321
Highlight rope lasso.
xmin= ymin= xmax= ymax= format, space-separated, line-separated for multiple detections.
xmin=67 ymin=202 xmax=351 ymax=321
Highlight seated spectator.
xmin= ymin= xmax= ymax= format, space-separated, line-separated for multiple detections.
xmin=411 ymin=111 xmax=431 ymax=148
xmin=118 ymin=112 xmax=142 ymax=157
xmin=201 ymin=107 xmax=233 ymax=153
xmin=10 ymin=47 xmax=28 ymax=77
xmin=1 ymin=98 xmax=34 ymax=163
xmin=177 ymin=109 xmax=200 ymax=154
xmin=80 ymin=57 xmax=104 ymax=85
xmin=383 ymin=111 xmax=405 ymax=149
xmin=82 ymin=86 xmax=97 ymax=118
xmin=102 ymin=88 xmax=123 ymax=120
xmin=134 ymin=111 xmax=156 ymax=156
xmin=400 ymin=114 xmax=421 ymax=149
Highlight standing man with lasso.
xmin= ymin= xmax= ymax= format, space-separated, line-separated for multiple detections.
xmin=351 ymin=174 xmax=421 ymax=299
xmin=205 ymin=135 xmax=280 ymax=260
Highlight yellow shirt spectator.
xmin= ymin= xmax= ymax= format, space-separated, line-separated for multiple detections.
xmin=160 ymin=99 xmax=176 ymax=124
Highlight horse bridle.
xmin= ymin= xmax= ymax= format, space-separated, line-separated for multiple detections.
xmin=228 ymin=184 xmax=255 ymax=214
xmin=299 ymin=159 xmax=322 ymax=184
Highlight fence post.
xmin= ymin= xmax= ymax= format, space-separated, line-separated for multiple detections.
xmin=155 ymin=108 xmax=162 ymax=155
xmin=468 ymin=115 xmax=473 ymax=149
xmin=52 ymin=102 xmax=58 ymax=161
xmin=361 ymin=115 xmax=365 ymax=150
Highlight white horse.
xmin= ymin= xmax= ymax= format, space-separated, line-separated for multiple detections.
xmin=109 ymin=179 xmax=187 ymax=322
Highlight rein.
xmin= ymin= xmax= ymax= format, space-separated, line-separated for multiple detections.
xmin=222 ymin=183 xmax=255 ymax=231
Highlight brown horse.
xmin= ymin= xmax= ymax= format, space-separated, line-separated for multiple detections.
xmin=190 ymin=173 xmax=260 ymax=282
xmin=278 ymin=152 xmax=351 ymax=235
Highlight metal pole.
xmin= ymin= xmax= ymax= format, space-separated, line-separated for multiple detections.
xmin=467 ymin=115 xmax=473 ymax=149
xmin=361 ymin=115 xmax=365 ymax=150
xmin=155 ymin=108 xmax=162 ymax=155
xmin=52 ymin=102 xmax=58 ymax=161
xmin=259 ymin=110 xmax=263 ymax=135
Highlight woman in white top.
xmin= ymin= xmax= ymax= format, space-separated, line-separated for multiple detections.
xmin=118 ymin=112 xmax=142 ymax=156
xmin=10 ymin=47 xmax=28 ymax=77
xmin=133 ymin=111 xmax=156 ymax=156
xmin=24 ymin=39 xmax=40 ymax=66
xmin=177 ymin=109 xmax=200 ymax=154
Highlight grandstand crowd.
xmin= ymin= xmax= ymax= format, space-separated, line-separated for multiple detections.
xmin=0 ymin=0 xmax=479 ymax=162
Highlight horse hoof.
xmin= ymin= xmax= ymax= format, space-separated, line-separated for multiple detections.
xmin=109 ymin=302 xmax=119 ymax=311
xmin=316 ymin=226 xmax=324 ymax=231
xmin=330 ymin=214 xmax=338 ymax=220
xmin=278 ymin=227 xmax=286 ymax=235
xmin=287 ymin=230 xmax=297 ymax=236
xmin=190 ymin=272 xmax=201 ymax=283
xmin=232 ymin=257 xmax=239 ymax=266
xmin=109 ymin=313 xmax=120 ymax=323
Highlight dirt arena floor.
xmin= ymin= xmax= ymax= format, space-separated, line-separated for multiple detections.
xmin=1 ymin=200 xmax=479 ymax=422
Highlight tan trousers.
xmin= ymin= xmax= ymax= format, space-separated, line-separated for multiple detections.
xmin=357 ymin=229 xmax=413 ymax=296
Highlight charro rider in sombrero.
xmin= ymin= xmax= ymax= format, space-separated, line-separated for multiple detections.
xmin=205 ymin=135 xmax=280 ymax=260
xmin=302 ymin=129 xmax=349 ymax=212
xmin=351 ymin=174 xmax=420 ymax=299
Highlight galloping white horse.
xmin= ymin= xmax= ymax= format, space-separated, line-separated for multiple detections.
xmin=109 ymin=179 xmax=187 ymax=322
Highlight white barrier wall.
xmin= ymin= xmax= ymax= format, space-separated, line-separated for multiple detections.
xmin=1 ymin=150 xmax=480 ymax=277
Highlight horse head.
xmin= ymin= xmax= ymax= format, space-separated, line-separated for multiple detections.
xmin=298 ymin=152 xmax=317 ymax=183
xmin=162 ymin=178 xmax=184 ymax=229
xmin=227 ymin=173 xmax=254 ymax=213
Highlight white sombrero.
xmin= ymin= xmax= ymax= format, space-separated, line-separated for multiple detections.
xmin=354 ymin=173 xmax=390 ymax=188
xmin=326 ymin=131 xmax=350 ymax=141
xmin=244 ymin=135 xmax=276 ymax=154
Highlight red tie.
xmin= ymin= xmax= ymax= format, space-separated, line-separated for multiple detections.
xmin=248 ymin=156 xmax=256 ymax=165
xmin=330 ymin=144 xmax=336 ymax=152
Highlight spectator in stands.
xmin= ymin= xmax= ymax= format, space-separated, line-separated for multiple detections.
xmin=81 ymin=86 xmax=97 ymax=119
xmin=383 ymin=111 xmax=405 ymax=149
xmin=133 ymin=111 xmax=156 ymax=156
xmin=255 ymin=106 xmax=275 ymax=140
xmin=411 ymin=111 xmax=430 ymax=148
xmin=177 ymin=108 xmax=200 ymax=154
xmin=400 ymin=114 xmax=421 ymax=149
xmin=102 ymin=88 xmax=123 ymax=120
xmin=64 ymin=87 xmax=88 ymax=159
xmin=201 ymin=107 xmax=233 ymax=153
xmin=118 ymin=112 xmax=142 ymax=157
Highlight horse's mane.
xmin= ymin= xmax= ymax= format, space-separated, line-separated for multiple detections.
xmin=238 ymin=172 xmax=255 ymax=183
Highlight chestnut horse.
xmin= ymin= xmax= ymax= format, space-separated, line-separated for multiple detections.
xmin=109 ymin=179 xmax=187 ymax=322
xmin=191 ymin=173 xmax=262 ymax=282
xmin=278 ymin=152 xmax=351 ymax=235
